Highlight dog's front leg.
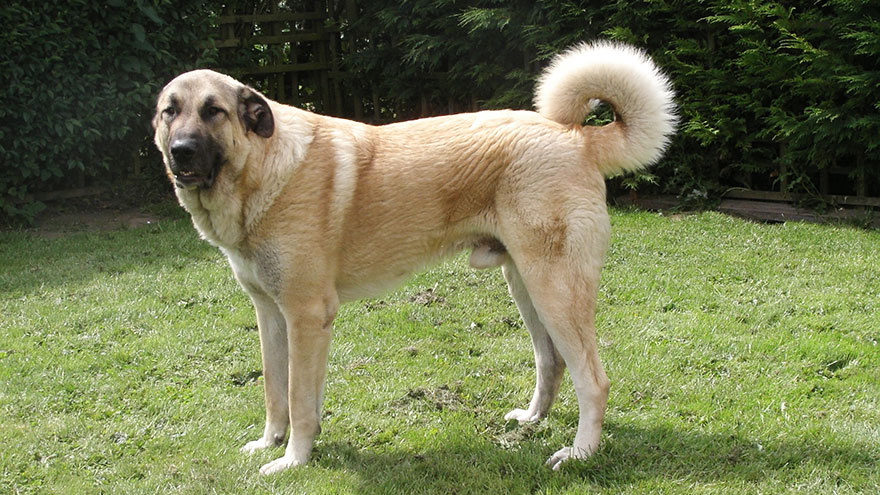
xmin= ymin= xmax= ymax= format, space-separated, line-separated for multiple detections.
xmin=259 ymin=294 xmax=337 ymax=475
xmin=241 ymin=291 xmax=290 ymax=453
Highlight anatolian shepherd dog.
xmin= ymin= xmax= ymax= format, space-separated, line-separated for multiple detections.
xmin=153 ymin=42 xmax=676 ymax=474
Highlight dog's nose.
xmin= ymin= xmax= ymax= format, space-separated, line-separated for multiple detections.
xmin=170 ymin=138 xmax=197 ymax=163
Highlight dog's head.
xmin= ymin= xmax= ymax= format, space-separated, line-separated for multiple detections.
xmin=153 ymin=70 xmax=274 ymax=190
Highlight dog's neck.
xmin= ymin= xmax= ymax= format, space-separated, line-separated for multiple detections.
xmin=176 ymin=119 xmax=315 ymax=251
xmin=177 ymin=185 xmax=245 ymax=249
xmin=176 ymin=168 xmax=290 ymax=251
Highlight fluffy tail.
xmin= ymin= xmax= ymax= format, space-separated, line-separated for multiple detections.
xmin=535 ymin=42 xmax=677 ymax=177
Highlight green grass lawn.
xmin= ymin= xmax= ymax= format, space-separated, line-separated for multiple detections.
xmin=1 ymin=208 xmax=878 ymax=494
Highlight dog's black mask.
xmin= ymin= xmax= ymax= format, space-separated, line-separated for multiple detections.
xmin=168 ymin=132 xmax=224 ymax=190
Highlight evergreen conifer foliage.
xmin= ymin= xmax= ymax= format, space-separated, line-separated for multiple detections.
xmin=344 ymin=0 xmax=880 ymax=202
xmin=2 ymin=0 xmax=877 ymax=222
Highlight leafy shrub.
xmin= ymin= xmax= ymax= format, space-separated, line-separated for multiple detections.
xmin=342 ymin=0 xmax=880 ymax=201
xmin=0 ymin=0 xmax=216 ymax=223
xmin=3 ymin=0 xmax=877 ymax=222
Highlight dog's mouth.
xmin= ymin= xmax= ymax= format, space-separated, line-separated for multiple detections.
xmin=172 ymin=154 xmax=223 ymax=190
xmin=174 ymin=167 xmax=217 ymax=190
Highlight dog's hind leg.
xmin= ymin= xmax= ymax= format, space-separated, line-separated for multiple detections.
xmin=499 ymin=193 xmax=612 ymax=470
xmin=520 ymin=257 xmax=610 ymax=470
xmin=502 ymin=261 xmax=565 ymax=423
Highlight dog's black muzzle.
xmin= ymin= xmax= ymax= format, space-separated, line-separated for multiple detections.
xmin=168 ymin=133 xmax=222 ymax=190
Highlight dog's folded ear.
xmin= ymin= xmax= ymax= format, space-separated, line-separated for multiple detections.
xmin=239 ymin=86 xmax=275 ymax=138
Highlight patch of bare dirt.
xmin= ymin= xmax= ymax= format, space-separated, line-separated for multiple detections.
xmin=9 ymin=179 xmax=179 ymax=238
xmin=31 ymin=208 xmax=163 ymax=239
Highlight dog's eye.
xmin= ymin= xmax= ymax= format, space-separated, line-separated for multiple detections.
xmin=207 ymin=106 xmax=224 ymax=118
xmin=162 ymin=107 xmax=176 ymax=119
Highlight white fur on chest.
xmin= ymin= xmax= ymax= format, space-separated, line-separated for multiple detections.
xmin=223 ymin=248 xmax=276 ymax=297
xmin=177 ymin=187 xmax=244 ymax=248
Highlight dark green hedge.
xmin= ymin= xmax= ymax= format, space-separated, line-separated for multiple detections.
xmin=344 ymin=0 xmax=880 ymax=202
xmin=0 ymin=0 xmax=215 ymax=221
xmin=3 ymin=1 xmax=878 ymax=222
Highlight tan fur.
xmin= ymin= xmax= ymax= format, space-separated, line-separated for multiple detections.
xmin=153 ymin=42 xmax=675 ymax=474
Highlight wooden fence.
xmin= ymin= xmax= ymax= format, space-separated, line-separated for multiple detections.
xmin=213 ymin=0 xmax=470 ymax=122
xmin=214 ymin=1 xmax=354 ymax=117
xmin=212 ymin=1 xmax=878 ymax=215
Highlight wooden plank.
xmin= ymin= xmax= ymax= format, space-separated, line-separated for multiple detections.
xmin=723 ymin=189 xmax=880 ymax=208
xmin=856 ymin=156 xmax=867 ymax=197
xmin=216 ymin=12 xmax=326 ymax=24
xmin=327 ymin=71 xmax=353 ymax=79
xmin=269 ymin=3 xmax=286 ymax=103
xmin=232 ymin=63 xmax=331 ymax=75
xmin=718 ymin=199 xmax=878 ymax=226
xmin=718 ymin=199 xmax=819 ymax=223
xmin=317 ymin=20 xmax=330 ymax=113
xmin=722 ymin=189 xmax=784 ymax=202
xmin=346 ymin=0 xmax=363 ymax=120
xmin=290 ymin=41 xmax=301 ymax=106
xmin=214 ymin=32 xmax=330 ymax=48
xmin=616 ymin=194 xmax=879 ymax=227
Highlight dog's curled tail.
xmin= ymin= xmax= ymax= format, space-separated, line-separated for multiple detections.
xmin=535 ymin=42 xmax=677 ymax=177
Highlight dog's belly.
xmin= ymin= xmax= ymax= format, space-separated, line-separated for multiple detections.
xmin=335 ymin=271 xmax=412 ymax=303
xmin=333 ymin=233 xmax=495 ymax=303
xmin=334 ymin=246 xmax=444 ymax=302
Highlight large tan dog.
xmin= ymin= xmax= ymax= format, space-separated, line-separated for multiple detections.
xmin=153 ymin=42 xmax=676 ymax=474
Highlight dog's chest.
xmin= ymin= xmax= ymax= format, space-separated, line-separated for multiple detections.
xmin=178 ymin=189 xmax=245 ymax=248
xmin=223 ymin=247 xmax=281 ymax=298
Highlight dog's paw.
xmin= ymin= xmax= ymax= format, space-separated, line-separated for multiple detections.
xmin=504 ymin=408 xmax=542 ymax=423
xmin=241 ymin=437 xmax=279 ymax=453
xmin=545 ymin=446 xmax=592 ymax=471
xmin=259 ymin=455 xmax=306 ymax=475
xmin=545 ymin=446 xmax=574 ymax=471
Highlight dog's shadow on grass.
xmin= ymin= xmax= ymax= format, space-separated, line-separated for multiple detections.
xmin=308 ymin=421 xmax=878 ymax=494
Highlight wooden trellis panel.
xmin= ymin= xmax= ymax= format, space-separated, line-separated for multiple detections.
xmin=214 ymin=1 xmax=343 ymax=115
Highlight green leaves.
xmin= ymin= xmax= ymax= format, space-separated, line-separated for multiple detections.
xmin=457 ymin=7 xmax=511 ymax=33
xmin=137 ymin=3 xmax=163 ymax=26
xmin=0 ymin=1 xmax=217 ymax=223
xmin=131 ymin=22 xmax=146 ymax=43
xmin=2 ymin=0 xmax=877 ymax=223
xmin=351 ymin=1 xmax=880 ymax=198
